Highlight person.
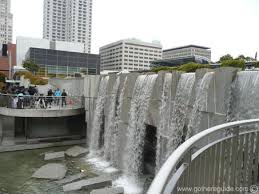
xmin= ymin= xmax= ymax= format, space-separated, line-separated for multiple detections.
xmin=61 ymin=89 xmax=67 ymax=107
xmin=54 ymin=88 xmax=61 ymax=106
xmin=46 ymin=89 xmax=53 ymax=108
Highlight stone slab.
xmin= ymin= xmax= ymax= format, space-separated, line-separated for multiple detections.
xmin=90 ymin=187 xmax=124 ymax=194
xmin=55 ymin=173 xmax=86 ymax=184
xmin=63 ymin=176 xmax=112 ymax=192
xmin=32 ymin=163 xmax=67 ymax=180
xmin=65 ymin=145 xmax=88 ymax=157
xmin=44 ymin=151 xmax=65 ymax=161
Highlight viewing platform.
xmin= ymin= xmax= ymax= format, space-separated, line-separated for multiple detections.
xmin=0 ymin=94 xmax=85 ymax=117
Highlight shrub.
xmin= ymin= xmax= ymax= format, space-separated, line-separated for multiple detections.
xmin=0 ymin=72 xmax=7 ymax=82
xmin=13 ymin=71 xmax=48 ymax=85
xmin=151 ymin=63 xmax=211 ymax=73
xmin=177 ymin=63 xmax=211 ymax=72
xmin=221 ymin=59 xmax=245 ymax=69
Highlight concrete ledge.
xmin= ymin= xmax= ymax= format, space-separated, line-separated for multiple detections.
xmin=90 ymin=187 xmax=124 ymax=194
xmin=0 ymin=107 xmax=85 ymax=117
xmin=0 ymin=139 xmax=86 ymax=153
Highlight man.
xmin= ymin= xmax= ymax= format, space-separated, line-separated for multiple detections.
xmin=61 ymin=89 xmax=67 ymax=107
xmin=54 ymin=88 xmax=61 ymax=106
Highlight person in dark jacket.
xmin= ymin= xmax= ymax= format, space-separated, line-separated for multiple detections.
xmin=61 ymin=89 xmax=67 ymax=107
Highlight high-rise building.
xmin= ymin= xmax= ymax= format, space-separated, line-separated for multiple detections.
xmin=43 ymin=0 xmax=92 ymax=53
xmin=0 ymin=0 xmax=13 ymax=44
xmin=100 ymin=39 xmax=162 ymax=71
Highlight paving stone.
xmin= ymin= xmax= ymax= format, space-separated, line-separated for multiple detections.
xmin=44 ymin=151 xmax=65 ymax=161
xmin=65 ymin=146 xmax=88 ymax=157
xmin=90 ymin=187 xmax=124 ymax=194
xmin=63 ymin=175 xmax=112 ymax=192
xmin=55 ymin=173 xmax=86 ymax=184
xmin=32 ymin=163 xmax=67 ymax=180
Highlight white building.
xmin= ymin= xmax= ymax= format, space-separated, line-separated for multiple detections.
xmin=0 ymin=0 xmax=13 ymax=44
xmin=43 ymin=0 xmax=92 ymax=53
xmin=16 ymin=36 xmax=85 ymax=66
xmin=100 ymin=39 xmax=162 ymax=71
xmin=163 ymin=45 xmax=211 ymax=62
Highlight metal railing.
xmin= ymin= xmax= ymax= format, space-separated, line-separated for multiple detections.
xmin=148 ymin=119 xmax=259 ymax=194
xmin=0 ymin=93 xmax=84 ymax=110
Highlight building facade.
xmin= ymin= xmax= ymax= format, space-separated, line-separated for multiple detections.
xmin=43 ymin=0 xmax=92 ymax=53
xmin=16 ymin=36 xmax=86 ymax=66
xmin=100 ymin=39 xmax=162 ymax=71
xmin=0 ymin=43 xmax=16 ymax=78
xmin=163 ymin=45 xmax=211 ymax=62
xmin=0 ymin=0 xmax=13 ymax=44
xmin=26 ymin=48 xmax=100 ymax=77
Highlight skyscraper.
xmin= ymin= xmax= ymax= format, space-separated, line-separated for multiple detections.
xmin=43 ymin=0 xmax=92 ymax=53
xmin=0 ymin=0 xmax=13 ymax=44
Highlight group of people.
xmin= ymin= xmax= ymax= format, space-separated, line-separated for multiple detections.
xmin=0 ymin=85 xmax=68 ymax=109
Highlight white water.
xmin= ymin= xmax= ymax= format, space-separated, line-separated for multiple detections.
xmin=155 ymin=73 xmax=173 ymax=171
xmin=111 ymin=77 xmax=128 ymax=167
xmin=89 ymin=76 xmax=110 ymax=151
xmin=124 ymin=74 xmax=158 ymax=177
xmin=228 ymin=71 xmax=259 ymax=121
xmin=104 ymin=77 xmax=121 ymax=161
xmin=187 ymin=72 xmax=214 ymax=138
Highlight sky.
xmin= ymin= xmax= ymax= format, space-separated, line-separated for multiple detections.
xmin=12 ymin=0 xmax=259 ymax=61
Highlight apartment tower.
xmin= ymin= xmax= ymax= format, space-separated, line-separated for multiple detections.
xmin=43 ymin=0 xmax=92 ymax=53
xmin=0 ymin=0 xmax=13 ymax=44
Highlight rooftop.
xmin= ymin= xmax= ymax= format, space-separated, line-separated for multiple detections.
xmin=163 ymin=45 xmax=211 ymax=52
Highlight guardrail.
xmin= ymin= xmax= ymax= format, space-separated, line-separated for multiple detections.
xmin=148 ymin=119 xmax=259 ymax=194
xmin=0 ymin=93 xmax=84 ymax=110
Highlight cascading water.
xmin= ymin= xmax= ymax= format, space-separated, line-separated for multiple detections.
xmin=104 ymin=77 xmax=121 ymax=161
xmin=124 ymin=74 xmax=158 ymax=177
xmin=228 ymin=71 xmax=259 ymax=121
xmin=155 ymin=73 xmax=173 ymax=171
xmin=89 ymin=76 xmax=110 ymax=151
xmin=187 ymin=72 xmax=214 ymax=138
xmin=111 ymin=77 xmax=128 ymax=167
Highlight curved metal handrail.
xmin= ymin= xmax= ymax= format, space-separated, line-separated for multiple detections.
xmin=147 ymin=119 xmax=259 ymax=194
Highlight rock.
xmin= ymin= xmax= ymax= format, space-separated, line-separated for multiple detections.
xmin=65 ymin=146 xmax=88 ymax=157
xmin=63 ymin=175 xmax=112 ymax=192
xmin=90 ymin=187 xmax=124 ymax=194
xmin=55 ymin=173 xmax=86 ymax=184
xmin=44 ymin=151 xmax=65 ymax=161
xmin=32 ymin=163 xmax=67 ymax=180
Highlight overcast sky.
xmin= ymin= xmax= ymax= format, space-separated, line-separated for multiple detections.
xmin=12 ymin=0 xmax=259 ymax=61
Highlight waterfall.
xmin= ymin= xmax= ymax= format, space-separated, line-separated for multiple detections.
xmin=89 ymin=76 xmax=110 ymax=151
xmin=156 ymin=73 xmax=196 ymax=171
xmin=228 ymin=71 xmax=259 ymax=121
xmin=124 ymin=74 xmax=158 ymax=177
xmin=111 ymin=77 xmax=128 ymax=167
xmin=155 ymin=73 xmax=173 ymax=171
xmin=187 ymin=72 xmax=214 ymax=138
xmin=104 ymin=77 xmax=121 ymax=162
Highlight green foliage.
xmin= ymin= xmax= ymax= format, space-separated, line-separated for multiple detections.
xmin=151 ymin=66 xmax=178 ymax=73
xmin=13 ymin=71 xmax=48 ymax=85
xmin=253 ymin=61 xmax=259 ymax=68
xmin=151 ymin=63 xmax=211 ymax=73
xmin=0 ymin=72 xmax=7 ymax=83
xmin=177 ymin=63 xmax=211 ymax=72
xmin=219 ymin=54 xmax=233 ymax=62
xmin=23 ymin=60 xmax=39 ymax=74
xmin=221 ymin=59 xmax=245 ymax=69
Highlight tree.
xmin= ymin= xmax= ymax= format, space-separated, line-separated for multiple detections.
xmin=23 ymin=60 xmax=39 ymax=75
xmin=219 ymin=54 xmax=233 ymax=62
xmin=236 ymin=55 xmax=245 ymax=60
xmin=221 ymin=59 xmax=245 ymax=69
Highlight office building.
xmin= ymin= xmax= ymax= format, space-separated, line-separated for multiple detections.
xmin=163 ymin=45 xmax=211 ymax=62
xmin=0 ymin=43 xmax=16 ymax=78
xmin=16 ymin=36 xmax=85 ymax=66
xmin=26 ymin=48 xmax=100 ymax=77
xmin=100 ymin=39 xmax=162 ymax=71
xmin=0 ymin=0 xmax=13 ymax=44
xmin=43 ymin=0 xmax=92 ymax=53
